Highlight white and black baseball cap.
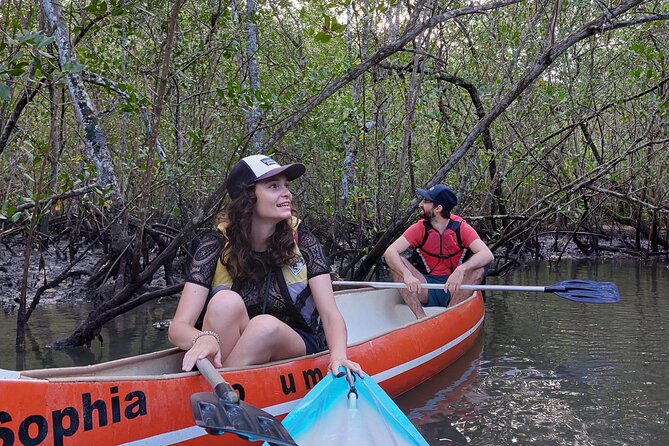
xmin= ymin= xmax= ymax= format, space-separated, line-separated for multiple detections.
xmin=226 ymin=154 xmax=306 ymax=199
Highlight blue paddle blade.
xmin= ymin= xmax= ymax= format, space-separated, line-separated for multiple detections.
xmin=266 ymin=372 xmax=429 ymax=446
xmin=544 ymin=280 xmax=620 ymax=304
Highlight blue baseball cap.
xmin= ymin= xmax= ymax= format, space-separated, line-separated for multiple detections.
xmin=416 ymin=185 xmax=458 ymax=211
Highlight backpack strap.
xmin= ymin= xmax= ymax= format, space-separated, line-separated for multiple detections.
xmin=418 ymin=219 xmax=431 ymax=249
xmin=446 ymin=219 xmax=464 ymax=249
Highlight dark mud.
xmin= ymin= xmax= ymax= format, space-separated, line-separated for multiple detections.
xmin=0 ymin=230 xmax=663 ymax=314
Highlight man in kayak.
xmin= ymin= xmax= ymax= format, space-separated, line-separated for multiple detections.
xmin=383 ymin=185 xmax=494 ymax=318
xmin=168 ymin=154 xmax=362 ymax=376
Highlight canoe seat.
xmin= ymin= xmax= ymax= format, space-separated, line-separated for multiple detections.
xmin=335 ymin=288 xmax=447 ymax=344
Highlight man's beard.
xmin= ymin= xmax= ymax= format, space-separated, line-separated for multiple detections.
xmin=419 ymin=208 xmax=434 ymax=220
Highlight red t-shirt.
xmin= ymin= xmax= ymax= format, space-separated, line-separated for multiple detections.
xmin=402 ymin=214 xmax=479 ymax=276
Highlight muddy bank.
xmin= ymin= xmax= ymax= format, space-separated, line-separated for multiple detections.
xmin=1 ymin=230 xmax=665 ymax=314
xmin=0 ymin=236 xmax=175 ymax=313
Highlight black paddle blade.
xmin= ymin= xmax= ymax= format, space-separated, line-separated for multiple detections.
xmin=191 ymin=392 xmax=297 ymax=446
xmin=544 ymin=280 xmax=620 ymax=303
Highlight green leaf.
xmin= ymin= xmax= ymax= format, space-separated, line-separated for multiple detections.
xmin=63 ymin=62 xmax=85 ymax=74
xmin=0 ymin=83 xmax=10 ymax=101
xmin=187 ymin=130 xmax=202 ymax=143
xmin=315 ymin=31 xmax=331 ymax=43
xmin=631 ymin=42 xmax=645 ymax=54
xmin=330 ymin=18 xmax=347 ymax=33
xmin=119 ymin=103 xmax=139 ymax=114
xmin=85 ymin=0 xmax=99 ymax=13
xmin=6 ymin=66 xmax=26 ymax=76
xmin=18 ymin=31 xmax=41 ymax=44
xmin=37 ymin=36 xmax=55 ymax=49
xmin=6 ymin=205 xmax=17 ymax=217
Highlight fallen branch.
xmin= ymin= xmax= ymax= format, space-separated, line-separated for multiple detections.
xmin=15 ymin=186 xmax=95 ymax=213
xmin=26 ymin=269 xmax=92 ymax=322
xmin=586 ymin=186 xmax=669 ymax=214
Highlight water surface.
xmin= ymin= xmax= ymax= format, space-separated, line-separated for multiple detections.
xmin=2 ymin=259 xmax=667 ymax=445
xmin=396 ymin=259 xmax=669 ymax=445
xmin=0 ymin=297 xmax=176 ymax=371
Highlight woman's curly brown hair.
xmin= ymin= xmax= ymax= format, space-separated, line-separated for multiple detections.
xmin=220 ymin=183 xmax=298 ymax=284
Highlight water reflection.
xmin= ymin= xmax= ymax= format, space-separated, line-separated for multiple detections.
xmin=0 ymin=296 xmax=178 ymax=371
xmin=396 ymin=334 xmax=485 ymax=444
xmin=397 ymin=259 xmax=669 ymax=445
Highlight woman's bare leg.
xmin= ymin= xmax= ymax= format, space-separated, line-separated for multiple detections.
xmin=223 ymin=314 xmax=306 ymax=367
xmin=201 ymin=290 xmax=250 ymax=361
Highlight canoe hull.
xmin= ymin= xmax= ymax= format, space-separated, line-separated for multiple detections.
xmin=0 ymin=290 xmax=484 ymax=446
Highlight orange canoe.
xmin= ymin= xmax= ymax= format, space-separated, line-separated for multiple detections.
xmin=0 ymin=288 xmax=484 ymax=446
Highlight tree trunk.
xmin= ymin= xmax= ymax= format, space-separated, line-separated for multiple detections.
xmin=392 ymin=41 xmax=424 ymax=211
xmin=245 ymin=0 xmax=263 ymax=152
xmin=133 ymin=0 xmax=184 ymax=281
xmin=41 ymin=0 xmax=129 ymax=260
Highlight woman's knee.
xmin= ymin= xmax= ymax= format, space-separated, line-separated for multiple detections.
xmin=204 ymin=290 xmax=246 ymax=320
xmin=240 ymin=316 xmax=305 ymax=359
xmin=243 ymin=314 xmax=283 ymax=339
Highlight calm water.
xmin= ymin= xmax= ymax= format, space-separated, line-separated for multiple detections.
xmin=1 ymin=260 xmax=667 ymax=445
xmin=396 ymin=259 xmax=669 ymax=445
xmin=0 ymin=296 xmax=177 ymax=371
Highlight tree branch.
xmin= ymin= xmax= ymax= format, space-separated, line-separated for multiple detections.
xmin=260 ymin=0 xmax=522 ymax=151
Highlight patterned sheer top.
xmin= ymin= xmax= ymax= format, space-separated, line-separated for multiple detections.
xmin=184 ymin=225 xmax=331 ymax=346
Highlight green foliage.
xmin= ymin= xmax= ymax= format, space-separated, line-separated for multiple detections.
xmin=0 ymin=0 xmax=666 ymax=245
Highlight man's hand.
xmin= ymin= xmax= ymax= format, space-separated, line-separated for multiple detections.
xmin=445 ymin=265 xmax=465 ymax=295
xmin=403 ymin=271 xmax=422 ymax=294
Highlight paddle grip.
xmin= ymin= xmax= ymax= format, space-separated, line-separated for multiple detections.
xmin=345 ymin=368 xmax=358 ymax=399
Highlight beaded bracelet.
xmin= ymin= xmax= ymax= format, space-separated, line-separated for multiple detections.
xmin=192 ymin=330 xmax=220 ymax=345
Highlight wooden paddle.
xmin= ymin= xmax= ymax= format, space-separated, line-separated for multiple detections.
xmin=190 ymin=358 xmax=297 ymax=446
xmin=333 ymin=279 xmax=620 ymax=303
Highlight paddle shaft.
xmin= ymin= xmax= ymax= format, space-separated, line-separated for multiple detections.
xmin=333 ymin=280 xmax=547 ymax=293
xmin=196 ymin=358 xmax=240 ymax=403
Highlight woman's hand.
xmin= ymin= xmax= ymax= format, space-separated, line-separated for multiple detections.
xmin=328 ymin=357 xmax=364 ymax=377
xmin=182 ymin=335 xmax=222 ymax=372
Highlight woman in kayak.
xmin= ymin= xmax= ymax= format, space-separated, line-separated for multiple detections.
xmin=168 ymin=154 xmax=362 ymax=377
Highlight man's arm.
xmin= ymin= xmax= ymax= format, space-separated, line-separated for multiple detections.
xmin=384 ymin=237 xmax=420 ymax=291
xmin=446 ymin=239 xmax=494 ymax=302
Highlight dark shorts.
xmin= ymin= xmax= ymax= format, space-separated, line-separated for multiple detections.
xmin=423 ymin=275 xmax=451 ymax=307
xmin=294 ymin=328 xmax=326 ymax=355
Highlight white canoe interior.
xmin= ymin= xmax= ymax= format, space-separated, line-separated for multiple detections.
xmin=335 ymin=287 xmax=447 ymax=342
xmin=5 ymin=288 xmax=453 ymax=381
